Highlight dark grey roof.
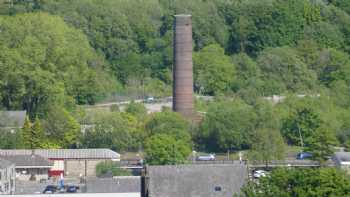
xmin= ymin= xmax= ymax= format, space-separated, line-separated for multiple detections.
xmin=146 ymin=164 xmax=247 ymax=197
xmin=334 ymin=152 xmax=350 ymax=162
xmin=0 ymin=111 xmax=26 ymax=127
xmin=0 ymin=158 xmax=14 ymax=169
xmin=86 ymin=177 xmax=140 ymax=193
xmin=0 ymin=149 xmax=120 ymax=159
xmin=0 ymin=155 xmax=53 ymax=168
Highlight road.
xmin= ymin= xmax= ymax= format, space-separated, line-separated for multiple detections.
xmin=85 ymin=97 xmax=173 ymax=114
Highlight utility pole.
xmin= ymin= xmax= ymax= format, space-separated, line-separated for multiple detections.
xmin=297 ymin=124 xmax=304 ymax=148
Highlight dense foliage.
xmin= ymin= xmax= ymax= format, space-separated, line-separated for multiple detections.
xmin=2 ymin=0 xmax=350 ymax=100
xmin=144 ymin=134 xmax=191 ymax=165
xmin=0 ymin=0 xmax=349 ymax=169
xmin=95 ymin=161 xmax=131 ymax=177
xmin=241 ymin=168 xmax=350 ymax=196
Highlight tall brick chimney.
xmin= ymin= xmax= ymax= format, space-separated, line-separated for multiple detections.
xmin=173 ymin=15 xmax=194 ymax=119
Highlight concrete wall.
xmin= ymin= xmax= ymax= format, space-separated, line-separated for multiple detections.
xmin=0 ymin=165 xmax=15 ymax=194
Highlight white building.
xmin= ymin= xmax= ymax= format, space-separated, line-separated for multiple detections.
xmin=0 ymin=158 xmax=15 ymax=195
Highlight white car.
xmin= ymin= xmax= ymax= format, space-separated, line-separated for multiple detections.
xmin=145 ymin=96 xmax=155 ymax=103
xmin=197 ymin=154 xmax=215 ymax=161
xmin=253 ymin=170 xmax=267 ymax=178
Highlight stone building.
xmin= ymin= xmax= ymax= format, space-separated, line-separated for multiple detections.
xmin=142 ymin=164 xmax=248 ymax=197
xmin=1 ymin=155 xmax=53 ymax=181
xmin=0 ymin=158 xmax=15 ymax=194
xmin=0 ymin=149 xmax=120 ymax=177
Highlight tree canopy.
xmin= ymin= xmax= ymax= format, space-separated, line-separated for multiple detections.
xmin=241 ymin=168 xmax=350 ymax=197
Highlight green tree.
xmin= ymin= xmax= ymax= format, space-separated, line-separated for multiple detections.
xmin=241 ymin=168 xmax=350 ymax=197
xmin=145 ymin=111 xmax=191 ymax=143
xmin=96 ymin=161 xmax=131 ymax=177
xmin=249 ymin=128 xmax=285 ymax=167
xmin=22 ymin=116 xmax=45 ymax=149
xmin=0 ymin=129 xmax=22 ymax=149
xmin=31 ymin=117 xmax=45 ymax=148
xmin=110 ymin=104 xmax=120 ymax=112
xmin=125 ymin=101 xmax=147 ymax=120
xmin=81 ymin=111 xmax=139 ymax=151
xmin=305 ymin=127 xmax=337 ymax=164
xmin=281 ymin=106 xmax=321 ymax=146
xmin=43 ymin=106 xmax=80 ymax=148
xmin=316 ymin=49 xmax=350 ymax=86
xmin=193 ymin=44 xmax=235 ymax=95
xmin=257 ymin=47 xmax=317 ymax=94
xmin=22 ymin=116 xmax=33 ymax=148
xmin=231 ymin=53 xmax=261 ymax=93
xmin=0 ymin=12 xmax=114 ymax=116
xmin=144 ymin=134 xmax=191 ymax=165
xmin=197 ymin=99 xmax=256 ymax=152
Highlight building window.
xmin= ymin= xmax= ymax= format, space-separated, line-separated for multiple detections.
xmin=4 ymin=183 xmax=9 ymax=192
xmin=215 ymin=186 xmax=222 ymax=192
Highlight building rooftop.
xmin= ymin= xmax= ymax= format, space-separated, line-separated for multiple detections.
xmin=0 ymin=158 xmax=14 ymax=169
xmin=145 ymin=164 xmax=247 ymax=197
xmin=0 ymin=111 xmax=26 ymax=128
xmin=1 ymin=155 xmax=53 ymax=168
xmin=86 ymin=177 xmax=141 ymax=193
xmin=0 ymin=149 xmax=120 ymax=160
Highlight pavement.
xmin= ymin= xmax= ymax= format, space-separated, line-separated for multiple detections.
xmin=5 ymin=193 xmax=140 ymax=197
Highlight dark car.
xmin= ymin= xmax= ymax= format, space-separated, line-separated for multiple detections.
xmin=297 ymin=152 xmax=313 ymax=160
xmin=66 ymin=185 xmax=79 ymax=193
xmin=43 ymin=185 xmax=57 ymax=194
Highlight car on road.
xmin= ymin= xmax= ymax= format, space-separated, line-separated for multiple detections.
xmin=43 ymin=185 xmax=58 ymax=194
xmin=145 ymin=96 xmax=155 ymax=103
xmin=66 ymin=185 xmax=79 ymax=193
xmin=197 ymin=154 xmax=215 ymax=161
xmin=297 ymin=152 xmax=313 ymax=160
xmin=253 ymin=170 xmax=267 ymax=178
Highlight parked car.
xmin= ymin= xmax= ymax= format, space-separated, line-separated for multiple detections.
xmin=66 ymin=185 xmax=79 ymax=193
xmin=145 ymin=96 xmax=155 ymax=103
xmin=197 ymin=154 xmax=215 ymax=161
xmin=253 ymin=170 xmax=267 ymax=178
xmin=297 ymin=152 xmax=313 ymax=160
xmin=43 ymin=185 xmax=57 ymax=194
